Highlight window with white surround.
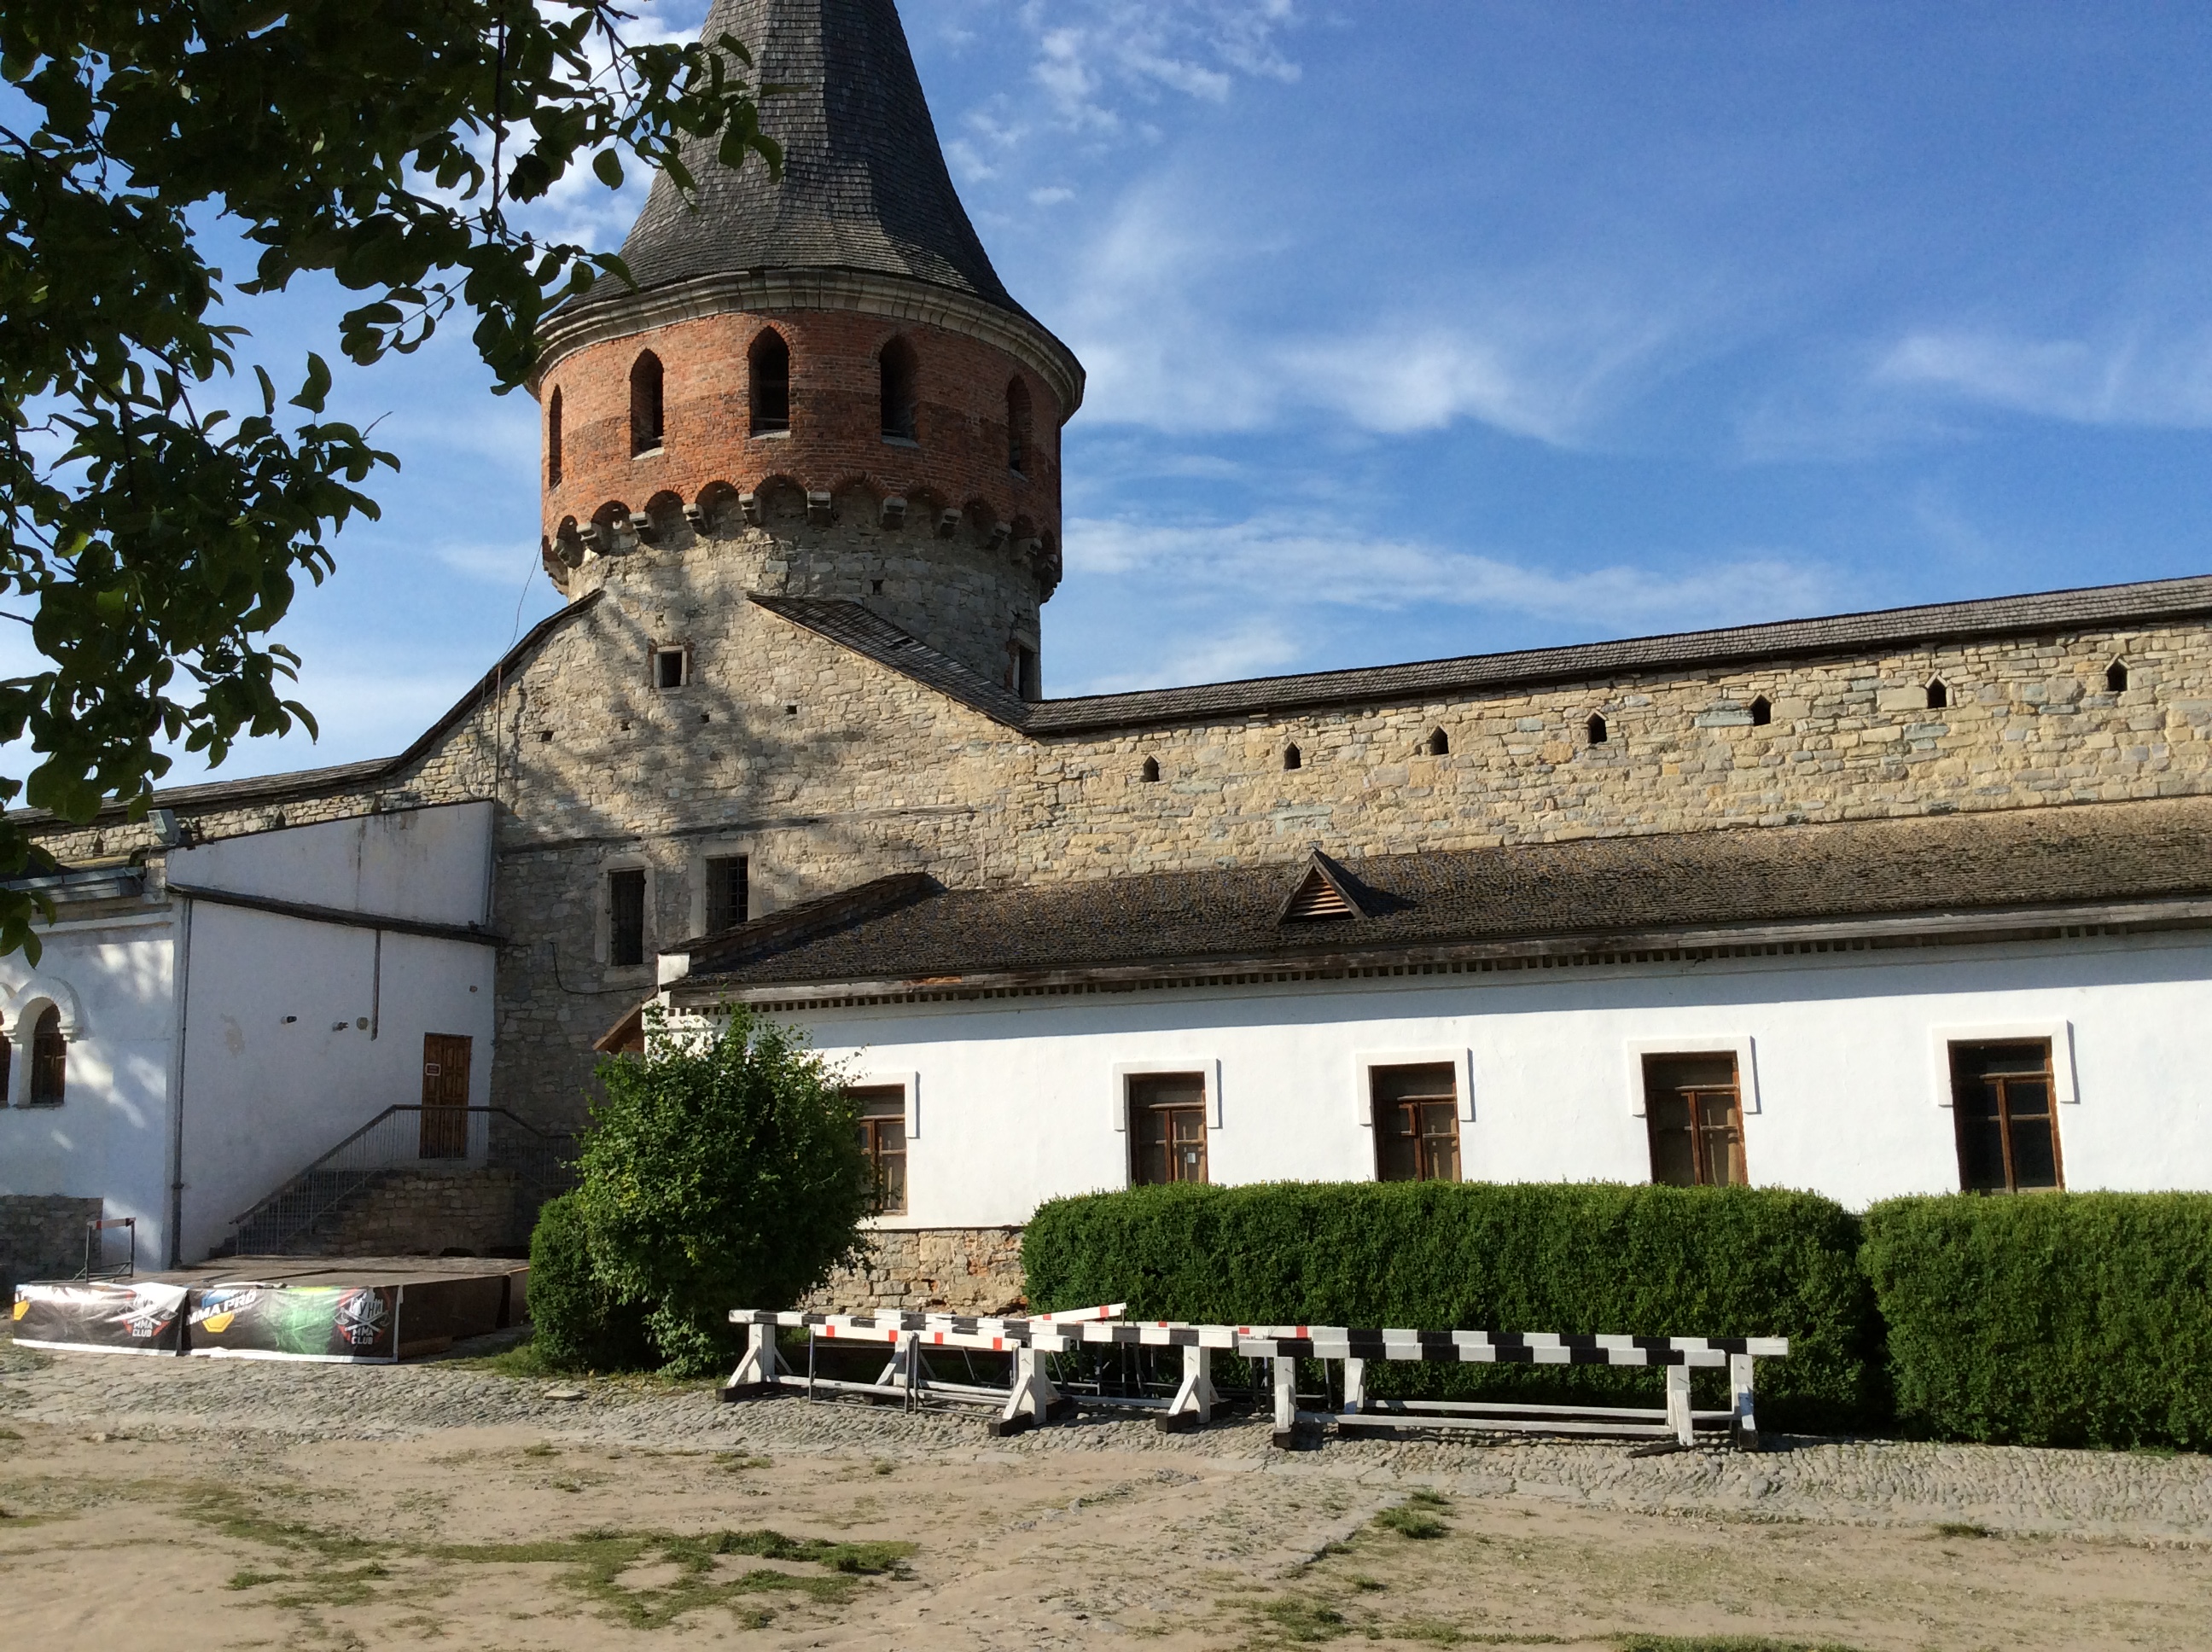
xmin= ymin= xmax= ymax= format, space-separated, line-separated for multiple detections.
xmin=1947 ymin=1039 xmax=2063 ymax=1192
xmin=1642 ymin=1052 xmax=1746 ymax=1186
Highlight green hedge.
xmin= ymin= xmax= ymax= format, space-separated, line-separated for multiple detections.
xmin=1023 ymin=1182 xmax=1881 ymax=1431
xmin=527 ymin=1191 xmax=655 ymax=1373
xmin=1862 ymin=1192 xmax=2212 ymax=1450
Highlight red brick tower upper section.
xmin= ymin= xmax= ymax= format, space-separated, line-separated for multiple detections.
xmin=531 ymin=0 xmax=1082 ymax=690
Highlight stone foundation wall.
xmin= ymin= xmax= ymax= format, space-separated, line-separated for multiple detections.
xmin=289 ymin=1169 xmax=521 ymax=1259
xmin=0 ymin=1195 xmax=102 ymax=1304
xmin=807 ymin=1225 xmax=1026 ymax=1314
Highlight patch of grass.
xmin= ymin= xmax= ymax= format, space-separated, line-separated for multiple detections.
xmin=1615 ymin=1638 xmax=1866 ymax=1652
xmin=1373 ymin=1501 xmax=1451 ymax=1540
xmin=178 ymin=1480 xmax=913 ymax=1632
xmin=1932 ymin=1521 xmax=1996 ymax=1539
xmin=433 ymin=1527 xmax=917 ymax=1629
xmin=714 ymin=1453 xmax=771 ymax=1473
xmin=1260 ymin=1597 xmax=1351 ymax=1643
xmin=0 ymin=1427 xmax=23 ymax=1440
xmin=521 ymin=1442 xmax=558 ymax=1458
xmin=871 ymin=1458 xmax=895 ymax=1475
xmin=1348 ymin=1574 xmax=1385 ymax=1593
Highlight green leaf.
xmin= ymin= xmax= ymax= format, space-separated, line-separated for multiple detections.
xmin=291 ymin=352 xmax=333 ymax=414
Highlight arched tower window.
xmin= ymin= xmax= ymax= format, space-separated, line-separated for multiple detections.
xmin=1140 ymin=756 xmax=1160 ymax=782
xmin=1007 ymin=377 xmax=1033 ymax=474
xmin=1586 ymin=713 xmax=1608 ymax=746
xmin=1749 ymin=695 xmax=1773 ymax=726
xmin=1424 ymin=728 xmax=1449 ymax=757
xmin=29 ymin=1005 xmax=64 ymax=1106
xmin=546 ymin=387 xmax=563 ymax=488
xmin=880 ymin=337 xmax=917 ymax=441
xmin=748 ymin=329 xmax=790 ymax=435
xmin=630 ymin=351 xmax=664 ymax=456
xmin=1926 ymin=678 xmax=1948 ymax=710
xmin=2107 ymin=659 xmax=2129 ymax=693
xmin=1284 ymin=743 xmax=1301 ymax=771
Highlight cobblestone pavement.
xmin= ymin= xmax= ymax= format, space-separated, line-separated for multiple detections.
xmin=6 ymin=1331 xmax=2209 ymax=1544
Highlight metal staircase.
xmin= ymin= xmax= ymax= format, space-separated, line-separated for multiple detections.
xmin=221 ymin=1106 xmax=575 ymax=1257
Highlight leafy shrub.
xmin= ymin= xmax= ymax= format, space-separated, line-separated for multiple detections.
xmin=1862 ymin=1192 xmax=2212 ymax=1449
xmin=1022 ymin=1181 xmax=1880 ymax=1431
xmin=567 ymin=1004 xmax=874 ymax=1374
xmin=525 ymin=1191 xmax=653 ymax=1373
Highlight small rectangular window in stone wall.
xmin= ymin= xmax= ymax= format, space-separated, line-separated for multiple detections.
xmin=706 ymin=854 xmax=748 ymax=934
xmin=608 ymin=869 xmax=647 ymax=967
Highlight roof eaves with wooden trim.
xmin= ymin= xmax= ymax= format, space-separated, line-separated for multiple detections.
xmin=669 ymin=794 xmax=2212 ymax=1004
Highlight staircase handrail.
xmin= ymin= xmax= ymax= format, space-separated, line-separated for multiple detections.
xmin=227 ymin=1104 xmax=576 ymax=1227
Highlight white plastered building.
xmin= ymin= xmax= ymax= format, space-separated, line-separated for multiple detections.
xmin=650 ymin=800 xmax=2212 ymax=1230
xmin=0 ymin=802 xmax=498 ymax=1266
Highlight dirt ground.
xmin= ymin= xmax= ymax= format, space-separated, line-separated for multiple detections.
xmin=7 ymin=1400 xmax=2212 ymax=1652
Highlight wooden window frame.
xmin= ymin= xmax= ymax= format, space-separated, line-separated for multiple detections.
xmin=1368 ymin=1062 xmax=1464 ymax=1184
xmin=1641 ymin=1050 xmax=1749 ymax=1188
xmin=848 ymin=1081 xmax=911 ymax=1217
xmin=1947 ymin=1039 xmax=2065 ymax=1194
xmin=1125 ymin=1072 xmax=1211 ymax=1187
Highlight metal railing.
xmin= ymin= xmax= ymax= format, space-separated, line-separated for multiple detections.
xmin=226 ymin=1106 xmax=576 ymax=1256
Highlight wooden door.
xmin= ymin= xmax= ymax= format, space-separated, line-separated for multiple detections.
xmin=420 ymin=1033 xmax=472 ymax=1159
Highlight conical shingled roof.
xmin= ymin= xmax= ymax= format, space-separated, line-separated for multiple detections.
xmin=595 ymin=0 xmax=1015 ymax=311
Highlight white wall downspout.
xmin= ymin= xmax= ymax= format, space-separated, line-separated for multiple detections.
xmin=165 ymin=893 xmax=194 ymax=1267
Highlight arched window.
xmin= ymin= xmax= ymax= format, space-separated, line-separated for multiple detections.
xmin=1140 ymin=756 xmax=1160 ymax=782
xmin=1926 ymin=678 xmax=1948 ymax=710
xmin=546 ymin=387 xmax=563 ymax=488
xmin=1424 ymin=728 xmax=1449 ymax=757
xmin=1749 ymin=695 xmax=1773 ymax=726
xmin=629 ymin=351 xmax=664 ymax=456
xmin=880 ymin=337 xmax=917 ymax=441
xmin=1007 ymin=377 xmax=1033 ymax=474
xmin=1586 ymin=713 xmax=1608 ymax=746
xmin=29 ymin=1005 xmax=64 ymax=1106
xmin=748 ymin=329 xmax=790 ymax=435
xmin=2107 ymin=659 xmax=2129 ymax=694
xmin=1284 ymin=743 xmax=1301 ymax=771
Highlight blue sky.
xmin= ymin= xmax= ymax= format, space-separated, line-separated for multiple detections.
xmin=121 ymin=1 xmax=2212 ymax=778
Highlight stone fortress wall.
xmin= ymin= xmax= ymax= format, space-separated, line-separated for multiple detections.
xmin=25 ymin=547 xmax=2212 ymax=1149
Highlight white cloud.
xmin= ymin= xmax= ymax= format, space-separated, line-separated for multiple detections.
xmin=1872 ymin=326 xmax=2212 ymax=428
xmin=1065 ymin=515 xmax=1837 ymax=631
xmin=1057 ymin=182 xmax=1688 ymax=445
xmin=1028 ymin=185 xmax=1076 ymax=207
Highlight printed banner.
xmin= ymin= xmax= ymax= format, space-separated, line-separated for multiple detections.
xmin=10 ymin=1280 xmax=189 ymax=1354
xmin=186 ymin=1283 xmax=400 ymax=1362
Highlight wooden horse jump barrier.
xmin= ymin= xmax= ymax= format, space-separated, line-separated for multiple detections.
xmin=724 ymin=1307 xmax=1786 ymax=1449
xmin=1234 ymin=1328 xmax=1790 ymax=1451
xmin=723 ymin=1306 xmax=1234 ymax=1435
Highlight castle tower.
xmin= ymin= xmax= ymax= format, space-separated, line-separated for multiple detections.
xmin=532 ymin=0 xmax=1084 ymax=695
